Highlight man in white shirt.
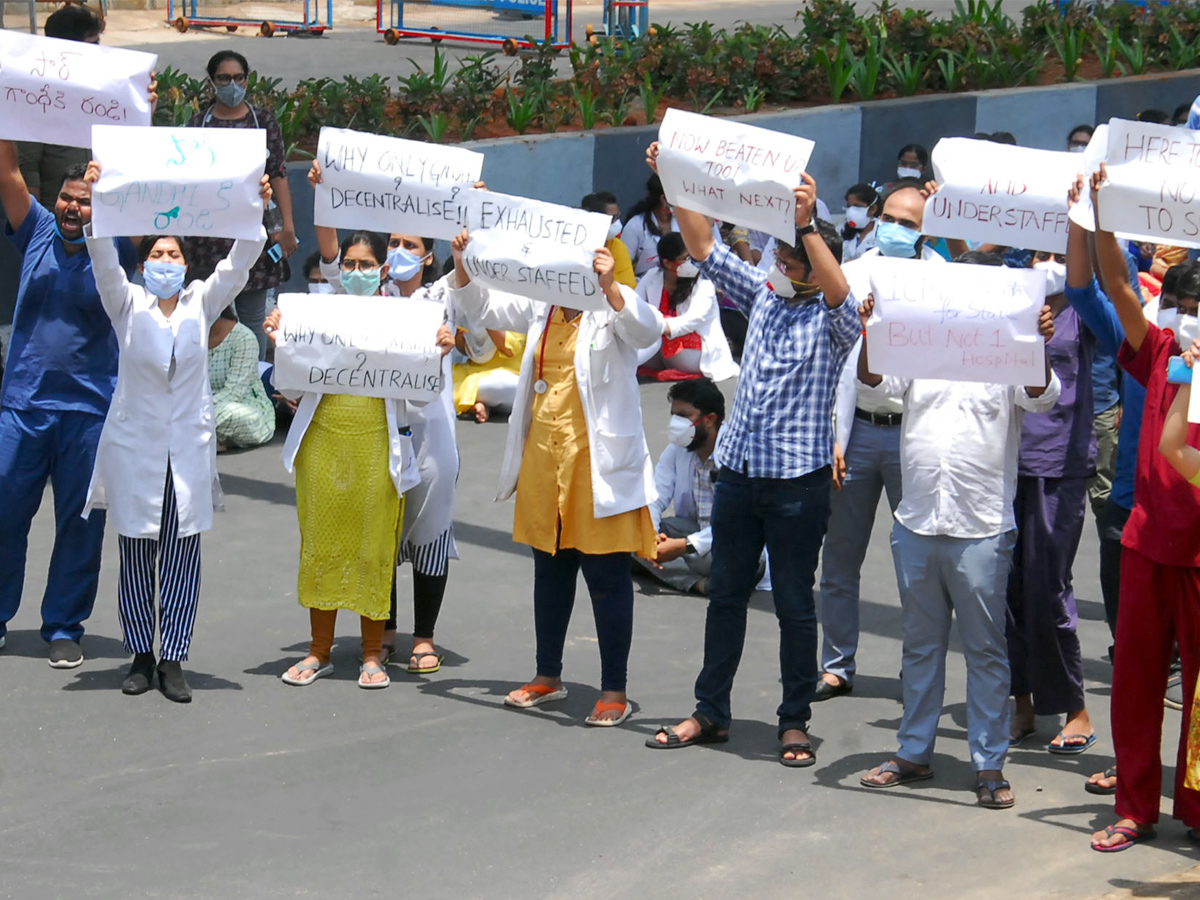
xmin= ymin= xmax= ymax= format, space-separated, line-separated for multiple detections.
xmin=856 ymin=254 xmax=1061 ymax=811
xmin=640 ymin=378 xmax=725 ymax=595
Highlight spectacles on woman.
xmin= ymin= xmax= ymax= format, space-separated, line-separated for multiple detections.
xmin=212 ymin=73 xmax=248 ymax=86
xmin=341 ymin=259 xmax=380 ymax=272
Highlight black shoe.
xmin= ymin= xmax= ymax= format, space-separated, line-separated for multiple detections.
xmin=48 ymin=638 xmax=83 ymax=669
xmin=122 ymin=653 xmax=157 ymax=695
xmin=157 ymin=660 xmax=192 ymax=703
xmin=814 ymin=677 xmax=852 ymax=702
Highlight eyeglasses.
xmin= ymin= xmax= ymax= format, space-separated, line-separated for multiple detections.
xmin=340 ymin=259 xmax=380 ymax=272
xmin=212 ymin=73 xmax=248 ymax=86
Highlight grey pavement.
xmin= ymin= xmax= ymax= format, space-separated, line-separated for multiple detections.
xmin=2 ymin=376 xmax=1197 ymax=900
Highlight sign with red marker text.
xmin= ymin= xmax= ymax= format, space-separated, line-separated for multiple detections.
xmin=864 ymin=257 xmax=1047 ymax=387
xmin=0 ymin=32 xmax=155 ymax=148
xmin=1097 ymin=119 xmax=1200 ymax=249
xmin=924 ymin=138 xmax=1078 ymax=254
xmin=657 ymin=108 xmax=815 ymax=243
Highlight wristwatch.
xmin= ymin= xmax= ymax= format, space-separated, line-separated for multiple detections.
xmin=797 ymin=221 xmax=817 ymax=237
xmin=683 ymin=539 xmax=698 ymax=556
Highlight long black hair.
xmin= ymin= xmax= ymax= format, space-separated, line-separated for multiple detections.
xmin=658 ymin=232 xmax=697 ymax=312
xmin=626 ymin=174 xmax=668 ymax=236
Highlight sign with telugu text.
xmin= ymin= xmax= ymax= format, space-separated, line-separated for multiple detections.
xmin=864 ymin=257 xmax=1047 ymax=387
xmin=0 ymin=31 xmax=155 ymax=148
xmin=925 ymin=138 xmax=1078 ymax=254
xmin=90 ymin=125 xmax=266 ymax=240
xmin=313 ymin=127 xmax=484 ymax=241
xmin=461 ymin=190 xmax=613 ymax=309
xmin=272 ymin=293 xmax=445 ymax=401
xmin=656 ymin=108 xmax=815 ymax=243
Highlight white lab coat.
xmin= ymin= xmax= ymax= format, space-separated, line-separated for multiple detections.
xmin=647 ymin=443 xmax=713 ymax=556
xmin=83 ymin=231 xmax=265 ymax=538
xmin=451 ymin=279 xmax=664 ymax=518
xmin=634 ymin=267 xmax=739 ymax=382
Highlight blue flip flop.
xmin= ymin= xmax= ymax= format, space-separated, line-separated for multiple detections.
xmin=1048 ymin=732 xmax=1097 ymax=755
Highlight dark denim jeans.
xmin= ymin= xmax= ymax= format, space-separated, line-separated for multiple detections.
xmin=694 ymin=465 xmax=832 ymax=736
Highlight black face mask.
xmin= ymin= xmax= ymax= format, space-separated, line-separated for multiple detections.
xmin=687 ymin=422 xmax=709 ymax=453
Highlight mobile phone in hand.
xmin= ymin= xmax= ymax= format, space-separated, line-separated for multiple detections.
xmin=1168 ymin=356 xmax=1193 ymax=385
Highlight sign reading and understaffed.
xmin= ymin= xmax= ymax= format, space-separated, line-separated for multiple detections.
xmin=656 ymin=108 xmax=815 ymax=243
xmin=924 ymin=138 xmax=1078 ymax=254
xmin=272 ymin=294 xmax=445 ymax=401
xmin=864 ymin=257 xmax=1047 ymax=387
xmin=461 ymin=190 xmax=613 ymax=309
xmin=90 ymin=125 xmax=266 ymax=240
xmin=313 ymin=127 xmax=484 ymax=241
xmin=0 ymin=32 xmax=155 ymax=148
xmin=1096 ymin=118 xmax=1200 ymax=249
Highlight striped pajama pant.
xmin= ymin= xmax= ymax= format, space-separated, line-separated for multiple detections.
xmin=117 ymin=467 xmax=201 ymax=662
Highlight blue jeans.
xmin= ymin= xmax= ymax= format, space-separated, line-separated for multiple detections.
xmin=0 ymin=407 xmax=107 ymax=642
xmin=819 ymin=418 xmax=903 ymax=684
xmin=694 ymin=466 xmax=832 ymax=736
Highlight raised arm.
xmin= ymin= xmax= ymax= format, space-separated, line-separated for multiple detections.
xmin=1092 ymin=165 xmax=1148 ymax=352
xmin=856 ymin=295 xmax=882 ymax=387
xmin=0 ymin=139 xmax=32 ymax=233
xmin=447 ymin=229 xmax=537 ymax=334
xmin=308 ymin=160 xmax=340 ymax=263
xmin=645 ymin=142 xmax=714 ymax=262
xmin=796 ymin=173 xmax=849 ymax=309
xmin=81 ymin=162 xmax=134 ymax=322
xmin=201 ymin=175 xmax=271 ymax=319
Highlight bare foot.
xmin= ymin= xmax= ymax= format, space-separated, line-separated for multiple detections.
xmin=284 ymin=655 xmax=328 ymax=684
xmin=506 ymin=674 xmax=563 ymax=706
xmin=780 ymin=727 xmax=813 ymax=764
xmin=473 ymin=401 xmax=489 ymax=423
xmin=1092 ymin=817 xmax=1153 ymax=850
xmin=861 ymin=757 xmax=930 ymax=786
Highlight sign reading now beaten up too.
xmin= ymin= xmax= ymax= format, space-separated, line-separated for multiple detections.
xmin=864 ymin=257 xmax=1047 ymax=388
xmin=0 ymin=32 xmax=156 ymax=148
xmin=272 ymin=294 xmax=445 ymax=402
xmin=314 ymin=127 xmax=484 ymax=241
xmin=656 ymin=108 xmax=815 ymax=244
xmin=461 ymin=190 xmax=613 ymax=309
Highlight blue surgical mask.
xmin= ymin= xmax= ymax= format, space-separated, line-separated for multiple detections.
xmin=214 ymin=81 xmax=247 ymax=109
xmin=386 ymin=246 xmax=425 ymax=283
xmin=54 ymin=220 xmax=86 ymax=245
xmin=342 ymin=267 xmax=382 ymax=296
xmin=875 ymin=222 xmax=922 ymax=259
xmin=142 ymin=261 xmax=187 ymax=299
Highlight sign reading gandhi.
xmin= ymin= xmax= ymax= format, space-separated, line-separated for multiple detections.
xmin=657 ymin=108 xmax=815 ymax=243
xmin=314 ymin=127 xmax=484 ymax=241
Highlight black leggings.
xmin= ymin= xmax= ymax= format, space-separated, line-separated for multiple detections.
xmin=385 ymin=569 xmax=448 ymax=638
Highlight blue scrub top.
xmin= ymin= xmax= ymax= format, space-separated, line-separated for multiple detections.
xmin=2 ymin=198 xmax=136 ymax=416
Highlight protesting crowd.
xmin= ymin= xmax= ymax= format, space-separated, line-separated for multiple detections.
xmin=7 ymin=4 xmax=1200 ymax=858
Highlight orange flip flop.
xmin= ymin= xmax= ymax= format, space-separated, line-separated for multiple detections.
xmin=504 ymin=682 xmax=568 ymax=708
xmin=585 ymin=700 xmax=631 ymax=727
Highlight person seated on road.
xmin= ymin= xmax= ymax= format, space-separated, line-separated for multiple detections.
xmin=208 ymin=305 xmax=275 ymax=451
xmin=452 ymin=326 xmax=524 ymax=424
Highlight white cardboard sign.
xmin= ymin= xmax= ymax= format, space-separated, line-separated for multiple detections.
xmin=1068 ymin=123 xmax=1108 ymax=233
xmin=90 ymin=125 xmax=266 ymax=240
xmin=864 ymin=257 xmax=1047 ymax=387
xmin=0 ymin=32 xmax=155 ymax=148
xmin=924 ymin=138 xmax=1078 ymax=254
xmin=313 ymin=127 xmax=484 ymax=241
xmin=273 ymin=293 xmax=445 ymax=401
xmin=657 ymin=108 xmax=815 ymax=243
xmin=462 ymin=190 xmax=612 ymax=309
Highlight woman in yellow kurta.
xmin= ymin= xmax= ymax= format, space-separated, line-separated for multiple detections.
xmin=453 ymin=329 xmax=526 ymax=422
xmin=449 ymin=229 xmax=664 ymax=726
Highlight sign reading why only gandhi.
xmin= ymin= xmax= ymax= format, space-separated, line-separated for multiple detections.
xmin=272 ymin=294 xmax=445 ymax=402
xmin=461 ymin=190 xmax=613 ymax=309
xmin=90 ymin=125 xmax=266 ymax=240
xmin=657 ymin=108 xmax=815 ymax=243
xmin=864 ymin=257 xmax=1047 ymax=387
xmin=1097 ymin=118 xmax=1200 ymax=249
xmin=313 ymin=127 xmax=484 ymax=241
xmin=0 ymin=32 xmax=156 ymax=148
xmin=924 ymin=138 xmax=1079 ymax=254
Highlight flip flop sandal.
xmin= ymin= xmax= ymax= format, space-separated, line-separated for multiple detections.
xmin=780 ymin=741 xmax=816 ymax=768
xmin=1008 ymin=727 xmax=1037 ymax=746
xmin=644 ymin=712 xmax=730 ymax=749
xmin=358 ymin=661 xmax=391 ymax=690
xmin=1084 ymin=767 xmax=1117 ymax=796
xmin=1048 ymin=733 xmax=1097 ymax=755
xmin=585 ymin=700 xmax=632 ymax=727
xmin=1091 ymin=824 xmax=1156 ymax=852
xmin=504 ymin=682 xmax=568 ymax=708
xmin=408 ymin=651 xmax=444 ymax=674
xmin=860 ymin=759 xmax=934 ymax=789
xmin=281 ymin=659 xmax=333 ymax=686
xmin=977 ymin=778 xmax=1015 ymax=809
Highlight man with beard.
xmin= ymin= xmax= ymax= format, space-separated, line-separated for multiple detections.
xmin=0 ymin=139 xmax=137 ymax=668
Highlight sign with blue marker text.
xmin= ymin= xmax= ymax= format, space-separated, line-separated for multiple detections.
xmin=89 ymin=125 xmax=266 ymax=240
xmin=461 ymin=190 xmax=613 ymax=309
xmin=0 ymin=31 xmax=156 ymax=148
xmin=864 ymin=257 xmax=1047 ymax=387
xmin=314 ymin=127 xmax=484 ymax=241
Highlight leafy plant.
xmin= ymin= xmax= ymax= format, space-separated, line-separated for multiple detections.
xmin=1091 ymin=26 xmax=1125 ymax=79
xmin=604 ymin=89 xmax=636 ymax=126
xmin=638 ymin=73 xmax=668 ymax=123
xmin=572 ymin=82 xmax=600 ymax=130
xmin=396 ymin=49 xmax=450 ymax=104
xmin=742 ymin=84 xmax=767 ymax=113
xmin=1048 ymin=24 xmax=1086 ymax=82
xmin=849 ymin=33 xmax=885 ymax=100
xmin=935 ymin=49 xmax=964 ymax=92
xmin=505 ymin=86 xmax=542 ymax=134
xmin=1118 ymin=34 xmax=1148 ymax=75
xmin=815 ymin=34 xmax=855 ymax=103
xmin=417 ymin=112 xmax=451 ymax=143
xmin=883 ymin=49 xmax=931 ymax=96
xmin=1166 ymin=25 xmax=1200 ymax=71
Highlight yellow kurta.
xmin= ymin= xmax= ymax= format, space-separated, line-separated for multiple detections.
xmin=512 ymin=310 xmax=656 ymax=558
xmin=294 ymin=393 xmax=403 ymax=619
xmin=453 ymin=332 xmax=526 ymax=414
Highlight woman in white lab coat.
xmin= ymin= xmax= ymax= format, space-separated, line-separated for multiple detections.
xmin=449 ymin=229 xmax=662 ymax=727
xmin=82 ymin=162 xmax=269 ymax=703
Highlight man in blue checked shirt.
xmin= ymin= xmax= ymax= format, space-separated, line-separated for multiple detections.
xmin=643 ymin=143 xmax=861 ymax=767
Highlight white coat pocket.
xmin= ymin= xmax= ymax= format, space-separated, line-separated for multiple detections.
xmin=593 ymin=429 xmax=644 ymax=476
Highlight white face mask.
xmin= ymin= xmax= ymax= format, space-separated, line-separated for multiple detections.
xmin=607 ymin=220 xmax=622 ymax=242
xmin=667 ymin=415 xmax=696 ymax=448
xmin=845 ymin=206 xmax=872 ymax=230
xmin=1035 ymin=260 xmax=1067 ymax=296
xmin=766 ymin=264 xmax=797 ymax=299
xmin=1157 ymin=307 xmax=1180 ymax=336
xmin=1068 ymin=145 xmax=1087 ymax=154
xmin=676 ymin=260 xmax=700 ymax=278
xmin=308 ymin=282 xmax=334 ymax=294
xmin=897 ymin=166 xmax=923 ymax=180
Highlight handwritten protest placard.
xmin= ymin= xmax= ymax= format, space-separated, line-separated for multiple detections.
xmin=924 ymin=138 xmax=1078 ymax=254
xmin=0 ymin=32 xmax=155 ymax=148
xmin=273 ymin=294 xmax=445 ymax=401
xmin=864 ymin=257 xmax=1047 ymax=387
xmin=657 ymin=108 xmax=814 ymax=243
xmin=314 ymin=127 xmax=484 ymax=241
xmin=90 ymin=126 xmax=266 ymax=240
xmin=461 ymin=190 xmax=612 ymax=309
xmin=1068 ymin=123 xmax=1108 ymax=233
xmin=1096 ymin=119 xmax=1200 ymax=249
